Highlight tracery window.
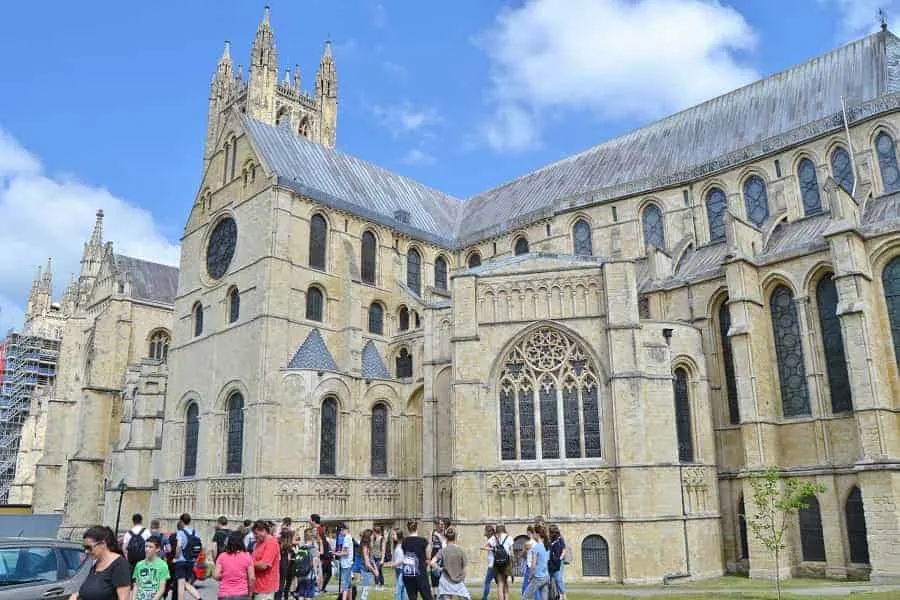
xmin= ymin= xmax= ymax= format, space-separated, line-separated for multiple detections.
xmin=673 ymin=368 xmax=694 ymax=463
xmin=361 ymin=231 xmax=377 ymax=284
xmin=770 ymin=285 xmax=811 ymax=416
xmin=193 ymin=303 xmax=204 ymax=337
xmin=309 ymin=214 xmax=328 ymax=271
xmin=846 ymin=487 xmax=870 ymax=564
xmin=799 ymin=495 xmax=826 ymax=562
xmin=228 ymin=287 xmax=240 ymax=324
xmin=830 ymin=147 xmax=855 ymax=194
xmin=498 ymin=327 xmax=601 ymax=461
xmin=371 ymin=402 xmax=388 ymax=476
xmin=183 ymin=403 xmax=199 ymax=477
xmin=407 ymin=248 xmax=421 ymax=295
xmin=319 ymin=397 xmax=337 ymax=475
xmin=581 ymin=535 xmax=610 ymax=577
xmin=368 ymin=302 xmax=384 ymax=335
xmin=306 ymin=286 xmax=324 ymax=322
xmin=149 ymin=330 xmax=170 ymax=362
xmin=514 ymin=237 xmax=529 ymax=256
xmin=706 ymin=188 xmax=727 ymax=243
xmin=815 ymin=274 xmax=851 ymax=413
xmin=883 ymin=256 xmax=900 ymax=366
xmin=876 ymin=131 xmax=900 ymax=193
xmin=396 ymin=348 xmax=413 ymax=379
xmin=641 ymin=204 xmax=665 ymax=250
xmin=718 ymin=301 xmax=740 ymax=424
xmin=467 ymin=252 xmax=482 ymax=268
xmin=743 ymin=175 xmax=770 ymax=228
xmin=434 ymin=256 xmax=448 ymax=290
xmin=798 ymin=158 xmax=822 ymax=215
xmin=572 ymin=219 xmax=593 ymax=256
xmin=399 ymin=306 xmax=410 ymax=332
xmin=225 ymin=392 xmax=244 ymax=474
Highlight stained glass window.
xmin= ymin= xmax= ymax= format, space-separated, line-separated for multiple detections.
xmin=399 ymin=306 xmax=410 ymax=331
xmin=309 ymin=214 xmax=328 ymax=271
xmin=674 ymin=368 xmax=694 ymax=463
xmin=319 ymin=397 xmax=337 ymax=475
xmin=396 ymin=348 xmax=413 ymax=378
xmin=563 ymin=385 xmax=581 ymax=458
xmin=306 ymin=287 xmax=324 ymax=322
xmin=407 ymin=248 xmax=421 ymax=295
xmin=228 ymin=287 xmax=240 ymax=324
xmin=884 ymin=256 xmax=900 ymax=366
xmin=222 ymin=142 xmax=230 ymax=186
xmin=846 ymin=487 xmax=870 ymax=564
xmin=514 ymin=237 xmax=529 ymax=256
xmin=583 ymin=384 xmax=602 ymax=458
xmin=193 ymin=303 xmax=204 ymax=337
xmin=206 ymin=217 xmax=237 ymax=280
xmin=183 ymin=403 xmax=199 ymax=477
xmin=149 ymin=330 xmax=170 ymax=362
xmin=582 ymin=535 xmax=610 ymax=577
xmin=361 ymin=231 xmax=377 ymax=284
xmin=706 ymin=188 xmax=727 ymax=243
xmin=434 ymin=256 xmax=448 ymax=290
xmin=799 ymin=495 xmax=826 ymax=562
xmin=876 ymin=131 xmax=900 ymax=193
xmin=518 ymin=386 xmax=536 ymax=460
xmin=642 ymin=204 xmax=665 ymax=250
xmin=816 ymin=274 xmax=851 ymax=413
xmin=371 ymin=403 xmax=388 ymax=476
xmin=500 ymin=388 xmax=516 ymax=460
xmin=573 ymin=219 xmax=593 ymax=256
xmin=230 ymin=137 xmax=238 ymax=180
xmin=539 ymin=378 xmax=559 ymax=459
xmin=467 ymin=252 xmax=482 ymax=268
xmin=225 ymin=392 xmax=244 ymax=474
xmin=798 ymin=158 xmax=822 ymax=215
xmin=368 ymin=302 xmax=384 ymax=335
xmin=414 ymin=311 xmax=421 ymax=329
xmin=719 ymin=301 xmax=740 ymax=424
xmin=743 ymin=175 xmax=770 ymax=228
xmin=830 ymin=147 xmax=855 ymax=194
xmin=770 ymin=285 xmax=811 ymax=416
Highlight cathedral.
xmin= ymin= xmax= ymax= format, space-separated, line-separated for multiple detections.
xmin=14 ymin=7 xmax=900 ymax=584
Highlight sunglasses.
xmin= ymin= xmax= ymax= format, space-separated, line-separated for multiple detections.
xmin=83 ymin=541 xmax=103 ymax=552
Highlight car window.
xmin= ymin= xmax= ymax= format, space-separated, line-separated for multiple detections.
xmin=60 ymin=548 xmax=86 ymax=578
xmin=0 ymin=546 xmax=59 ymax=585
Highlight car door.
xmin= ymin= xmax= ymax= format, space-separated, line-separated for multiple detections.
xmin=0 ymin=545 xmax=68 ymax=600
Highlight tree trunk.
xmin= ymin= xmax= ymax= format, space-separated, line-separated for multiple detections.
xmin=774 ymin=546 xmax=782 ymax=600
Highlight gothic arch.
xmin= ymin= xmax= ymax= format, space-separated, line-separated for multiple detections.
xmin=565 ymin=212 xmax=594 ymax=229
xmin=174 ymin=390 xmax=204 ymax=418
xmin=760 ymin=272 xmax=801 ymax=299
xmin=866 ymin=120 xmax=900 ymax=148
xmin=364 ymin=384 xmax=399 ymax=413
xmin=214 ymin=379 xmax=251 ymax=412
xmin=310 ymin=377 xmax=352 ymax=410
xmin=802 ymin=261 xmax=837 ymax=295
xmin=790 ymin=149 xmax=821 ymax=173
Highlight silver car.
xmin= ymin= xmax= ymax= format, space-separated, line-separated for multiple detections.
xmin=0 ymin=538 xmax=91 ymax=599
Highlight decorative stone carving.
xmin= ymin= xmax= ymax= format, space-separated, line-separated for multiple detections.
xmin=168 ymin=480 xmax=196 ymax=515
xmin=681 ymin=466 xmax=709 ymax=514
xmin=568 ymin=470 xmax=615 ymax=516
xmin=487 ymin=472 xmax=547 ymax=518
xmin=209 ymin=477 xmax=244 ymax=517
xmin=478 ymin=276 xmax=604 ymax=323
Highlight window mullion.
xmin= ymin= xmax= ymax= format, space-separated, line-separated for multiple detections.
xmin=533 ymin=386 xmax=542 ymax=460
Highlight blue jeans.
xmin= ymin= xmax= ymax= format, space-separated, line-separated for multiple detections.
xmin=522 ymin=575 xmax=549 ymax=600
xmin=482 ymin=567 xmax=494 ymax=600
xmin=551 ymin=567 xmax=565 ymax=593
xmin=394 ymin=568 xmax=408 ymax=600
xmin=521 ymin=565 xmax=531 ymax=594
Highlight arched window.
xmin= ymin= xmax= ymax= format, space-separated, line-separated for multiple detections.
xmin=581 ymin=535 xmax=610 ymax=577
xmin=149 ymin=330 xmax=170 ymax=362
xmin=183 ymin=403 xmax=199 ymax=477
xmin=830 ymin=147 xmax=855 ymax=193
xmin=230 ymin=137 xmax=238 ymax=181
xmin=876 ymin=131 xmax=900 ymax=193
xmin=407 ymin=248 xmax=421 ymax=295
xmin=498 ymin=327 xmax=601 ymax=461
xmin=368 ymin=302 xmax=384 ymax=335
xmin=846 ymin=486 xmax=870 ymax=564
xmin=225 ymin=392 xmax=244 ymax=474
xmin=306 ymin=286 xmax=324 ymax=322
xmin=799 ymin=495 xmax=826 ymax=562
xmin=883 ymin=256 xmax=900 ymax=367
xmin=738 ymin=496 xmax=749 ymax=560
xmin=309 ymin=214 xmax=328 ymax=271
xmin=718 ymin=301 xmax=740 ymax=424
xmin=673 ymin=368 xmax=694 ymax=463
xmin=770 ymin=285 xmax=811 ymax=417
xmin=361 ymin=231 xmax=377 ymax=284
xmin=816 ymin=274 xmax=851 ymax=413
xmin=228 ymin=287 xmax=240 ymax=324
xmin=743 ymin=175 xmax=770 ymax=228
xmin=319 ymin=397 xmax=337 ymax=475
xmin=572 ymin=219 xmax=593 ymax=256
xmin=414 ymin=310 xmax=421 ymax=329
xmin=514 ymin=237 xmax=529 ymax=256
xmin=434 ymin=256 xmax=448 ymax=291
xmin=399 ymin=306 xmax=410 ymax=332
xmin=797 ymin=158 xmax=822 ymax=215
xmin=467 ymin=252 xmax=482 ymax=268
xmin=222 ymin=141 xmax=230 ymax=186
xmin=396 ymin=348 xmax=413 ymax=378
xmin=193 ymin=303 xmax=203 ymax=337
xmin=641 ymin=204 xmax=665 ymax=250
xmin=706 ymin=188 xmax=727 ymax=243
xmin=371 ymin=402 xmax=388 ymax=476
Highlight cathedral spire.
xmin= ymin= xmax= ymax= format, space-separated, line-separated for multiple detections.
xmin=316 ymin=39 xmax=338 ymax=148
xmin=251 ymin=5 xmax=277 ymax=71
xmin=90 ymin=209 xmax=104 ymax=247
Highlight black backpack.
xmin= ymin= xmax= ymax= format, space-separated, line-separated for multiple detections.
xmin=293 ymin=546 xmax=314 ymax=579
xmin=183 ymin=528 xmax=203 ymax=561
xmin=126 ymin=528 xmax=146 ymax=564
xmin=492 ymin=535 xmax=510 ymax=570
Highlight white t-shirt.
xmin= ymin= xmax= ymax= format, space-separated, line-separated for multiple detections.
xmin=392 ymin=544 xmax=404 ymax=567
xmin=486 ymin=537 xmax=496 ymax=568
xmin=338 ymin=536 xmax=354 ymax=569
xmin=122 ymin=525 xmax=151 ymax=558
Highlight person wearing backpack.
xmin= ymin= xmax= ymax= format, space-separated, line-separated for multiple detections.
xmin=173 ymin=513 xmax=202 ymax=600
xmin=292 ymin=528 xmax=319 ymax=599
xmin=400 ymin=519 xmax=432 ymax=600
xmin=490 ymin=525 xmax=513 ymax=600
xmin=123 ymin=513 xmax=151 ymax=572
xmin=479 ymin=525 xmax=496 ymax=600
xmin=546 ymin=525 xmax=567 ymax=600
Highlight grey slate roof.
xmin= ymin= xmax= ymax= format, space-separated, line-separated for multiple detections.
xmin=674 ymin=243 xmax=729 ymax=281
xmin=760 ymin=214 xmax=832 ymax=258
xmin=113 ymin=254 xmax=179 ymax=305
xmin=361 ymin=340 xmax=391 ymax=379
xmin=287 ymin=328 xmax=338 ymax=371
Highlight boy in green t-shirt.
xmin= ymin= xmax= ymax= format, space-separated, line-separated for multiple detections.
xmin=131 ymin=536 xmax=170 ymax=600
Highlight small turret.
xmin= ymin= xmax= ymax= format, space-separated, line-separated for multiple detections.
xmin=316 ymin=40 xmax=338 ymax=148
xmin=248 ymin=5 xmax=278 ymax=122
xmin=78 ymin=209 xmax=105 ymax=307
xmin=292 ymin=64 xmax=301 ymax=91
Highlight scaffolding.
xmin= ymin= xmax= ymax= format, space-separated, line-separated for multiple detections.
xmin=0 ymin=330 xmax=60 ymax=503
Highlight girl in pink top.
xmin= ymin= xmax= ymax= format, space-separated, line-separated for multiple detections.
xmin=214 ymin=531 xmax=255 ymax=599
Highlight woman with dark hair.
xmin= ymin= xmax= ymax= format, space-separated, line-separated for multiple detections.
xmin=214 ymin=530 xmax=254 ymax=600
xmin=69 ymin=525 xmax=131 ymax=600
xmin=277 ymin=529 xmax=296 ymax=600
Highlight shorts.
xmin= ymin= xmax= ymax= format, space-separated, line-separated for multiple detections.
xmin=339 ymin=567 xmax=352 ymax=591
xmin=493 ymin=564 xmax=510 ymax=583
xmin=174 ymin=561 xmax=194 ymax=580
xmin=254 ymin=593 xmax=276 ymax=600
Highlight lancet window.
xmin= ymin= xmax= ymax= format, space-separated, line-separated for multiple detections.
xmin=884 ymin=256 xmax=900 ymax=366
xmin=641 ymin=204 xmax=665 ymax=250
xmin=815 ymin=274 xmax=851 ymax=413
xmin=743 ymin=175 xmax=770 ymax=228
xmin=149 ymin=330 xmax=170 ymax=362
xmin=434 ymin=256 xmax=448 ymax=290
xmin=371 ymin=402 xmax=388 ymax=476
xmin=770 ymin=285 xmax=811 ymax=416
xmin=309 ymin=214 xmax=328 ymax=271
xmin=876 ymin=131 xmax=900 ymax=193
xmin=830 ymin=147 xmax=854 ymax=193
xmin=572 ymin=219 xmax=593 ymax=256
xmin=798 ymin=158 xmax=822 ymax=215
xmin=407 ymin=248 xmax=421 ymax=295
xmin=706 ymin=188 xmax=727 ymax=243
xmin=225 ymin=392 xmax=244 ymax=474
xmin=361 ymin=231 xmax=377 ymax=284
xmin=183 ymin=403 xmax=199 ymax=477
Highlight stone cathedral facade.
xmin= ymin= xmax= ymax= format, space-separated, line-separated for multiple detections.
xmin=17 ymin=9 xmax=900 ymax=584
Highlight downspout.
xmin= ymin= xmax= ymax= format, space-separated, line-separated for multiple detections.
xmin=840 ymin=96 xmax=859 ymax=198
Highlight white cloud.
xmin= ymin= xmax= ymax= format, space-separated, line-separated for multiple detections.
xmin=401 ymin=148 xmax=437 ymax=166
xmin=370 ymin=101 xmax=442 ymax=137
xmin=824 ymin=0 xmax=898 ymax=39
xmin=0 ymin=126 xmax=179 ymax=333
xmin=476 ymin=0 xmax=759 ymax=152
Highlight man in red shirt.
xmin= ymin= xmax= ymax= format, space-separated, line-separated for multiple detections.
xmin=251 ymin=520 xmax=280 ymax=599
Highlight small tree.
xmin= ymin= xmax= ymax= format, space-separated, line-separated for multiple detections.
xmin=745 ymin=467 xmax=826 ymax=600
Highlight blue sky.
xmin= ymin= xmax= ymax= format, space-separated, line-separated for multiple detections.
xmin=0 ymin=0 xmax=893 ymax=331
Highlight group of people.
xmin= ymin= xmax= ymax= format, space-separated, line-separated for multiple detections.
xmin=65 ymin=512 xmax=568 ymax=600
